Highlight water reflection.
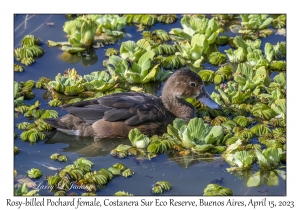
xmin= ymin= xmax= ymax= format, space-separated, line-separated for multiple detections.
xmin=229 ymin=168 xmax=286 ymax=188
xmin=60 ymin=47 xmax=98 ymax=67
xmin=45 ymin=131 xmax=131 ymax=157
xmin=167 ymin=152 xmax=215 ymax=168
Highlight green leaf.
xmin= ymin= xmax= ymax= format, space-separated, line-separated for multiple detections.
xmin=208 ymin=52 xmax=226 ymax=65
xmin=264 ymin=43 xmax=274 ymax=62
xmin=225 ymin=47 xmax=245 ymax=63
xmin=235 ymin=63 xmax=253 ymax=83
xmin=128 ymin=128 xmax=150 ymax=149
xmin=259 ymin=17 xmax=273 ymax=29
xmin=233 ymin=36 xmax=248 ymax=55
xmin=137 ymin=39 xmax=152 ymax=51
xmin=203 ymin=184 xmax=233 ymax=196
xmin=233 ymin=116 xmax=250 ymax=127
xmin=138 ymin=51 xmax=155 ymax=70
xmin=250 ymin=124 xmax=272 ymax=136
xmin=255 ymin=149 xmax=269 ymax=168
xmin=271 ymin=99 xmax=286 ymax=118
xmin=251 ymin=103 xmax=277 ymax=120
xmin=141 ymin=64 xmax=158 ymax=83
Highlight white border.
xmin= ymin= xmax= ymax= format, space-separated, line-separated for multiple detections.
xmin=3 ymin=0 xmax=298 ymax=209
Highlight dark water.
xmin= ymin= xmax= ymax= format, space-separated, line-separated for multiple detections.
xmin=14 ymin=14 xmax=286 ymax=196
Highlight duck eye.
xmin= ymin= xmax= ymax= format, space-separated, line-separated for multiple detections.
xmin=189 ymin=82 xmax=196 ymax=87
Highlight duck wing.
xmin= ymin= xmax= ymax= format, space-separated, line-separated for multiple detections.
xmin=62 ymin=92 xmax=168 ymax=126
xmin=61 ymin=99 xmax=113 ymax=124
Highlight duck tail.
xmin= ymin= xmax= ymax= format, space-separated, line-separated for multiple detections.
xmin=44 ymin=118 xmax=63 ymax=129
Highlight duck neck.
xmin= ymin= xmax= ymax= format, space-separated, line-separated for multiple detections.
xmin=161 ymin=94 xmax=196 ymax=123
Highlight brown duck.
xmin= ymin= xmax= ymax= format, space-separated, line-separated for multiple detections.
xmin=44 ymin=68 xmax=221 ymax=140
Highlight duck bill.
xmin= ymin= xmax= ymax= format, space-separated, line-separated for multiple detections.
xmin=197 ymin=86 xmax=222 ymax=110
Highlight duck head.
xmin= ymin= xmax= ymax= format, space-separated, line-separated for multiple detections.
xmin=161 ymin=68 xmax=221 ymax=122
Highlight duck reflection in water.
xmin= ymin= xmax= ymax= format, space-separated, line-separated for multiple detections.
xmin=45 ymin=131 xmax=131 ymax=157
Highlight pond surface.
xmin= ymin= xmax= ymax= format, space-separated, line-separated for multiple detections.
xmin=14 ymin=14 xmax=286 ymax=196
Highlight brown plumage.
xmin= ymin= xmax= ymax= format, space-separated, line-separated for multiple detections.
xmin=44 ymin=68 xmax=221 ymax=140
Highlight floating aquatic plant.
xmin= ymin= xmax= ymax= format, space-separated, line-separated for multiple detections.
xmin=225 ymin=47 xmax=245 ymax=63
xmin=128 ymin=128 xmax=150 ymax=149
xmin=110 ymin=144 xmax=131 ymax=158
xmin=114 ymin=191 xmax=134 ymax=196
xmin=47 ymin=175 xmax=62 ymax=187
xmin=82 ymin=192 xmax=97 ymax=196
xmin=157 ymin=15 xmax=177 ymax=24
xmin=239 ymin=14 xmax=273 ymax=39
xmin=27 ymin=168 xmax=42 ymax=178
xmin=147 ymin=136 xmax=176 ymax=154
xmin=271 ymin=14 xmax=286 ymax=29
xmin=215 ymin=35 xmax=230 ymax=46
xmin=167 ymin=118 xmax=224 ymax=150
xmin=14 ymin=82 xmax=24 ymax=107
xmin=161 ymin=54 xmax=186 ymax=69
xmin=54 ymin=191 xmax=66 ymax=196
xmin=170 ymin=15 xmax=221 ymax=44
xmin=221 ymin=120 xmax=237 ymax=132
xmin=255 ymin=148 xmax=283 ymax=170
xmin=63 ymin=16 xmax=96 ymax=47
xmin=35 ymin=77 xmax=52 ymax=89
xmin=74 ymin=157 xmax=94 ymax=168
xmin=14 ymin=63 xmax=24 ymax=72
xmin=153 ymin=43 xmax=176 ymax=55
xmin=112 ymin=163 xmax=127 ymax=171
xmin=57 ymin=176 xmax=71 ymax=191
xmin=173 ymin=34 xmax=208 ymax=68
xmin=83 ymin=171 xmax=108 ymax=186
xmin=14 ymin=183 xmax=39 ymax=196
xmin=143 ymin=30 xmax=171 ymax=43
xmin=97 ymin=168 xmax=114 ymax=181
xmin=83 ymin=70 xmax=117 ymax=92
xmin=47 ymin=68 xmax=85 ymax=96
xmin=50 ymin=153 xmax=68 ymax=162
xmin=152 ymin=181 xmax=172 ymax=194
xmin=208 ymin=52 xmax=226 ymax=66
xmin=14 ymin=80 xmax=35 ymax=102
xmin=90 ymin=14 xmax=126 ymax=37
xmin=14 ymin=35 xmax=44 ymax=66
xmin=17 ymin=122 xmax=30 ymax=130
xmin=24 ymin=108 xmax=58 ymax=120
xmin=251 ymin=103 xmax=277 ymax=120
xmin=122 ymin=169 xmax=134 ymax=177
xmin=214 ymin=82 xmax=251 ymax=105
xmin=105 ymin=48 xmax=119 ymax=56
xmin=48 ymin=98 xmax=63 ymax=107
xmin=20 ymin=128 xmax=46 ymax=143
xmin=124 ymin=14 xmax=157 ymax=27
xmin=48 ymin=15 xmax=125 ymax=52
xmin=108 ymin=167 xmax=121 ymax=176
xmin=224 ymin=150 xmax=254 ymax=172
xmin=233 ymin=116 xmax=252 ymax=127
xmin=203 ymin=184 xmax=233 ymax=196
xmin=14 ymin=146 xmax=19 ymax=155
xmin=250 ymin=124 xmax=272 ymax=136
xmin=233 ymin=128 xmax=254 ymax=140
xmin=210 ymin=116 xmax=229 ymax=126
xmin=198 ymin=70 xmax=215 ymax=83
xmin=105 ymin=48 xmax=172 ymax=84
xmin=271 ymin=98 xmax=286 ymax=119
